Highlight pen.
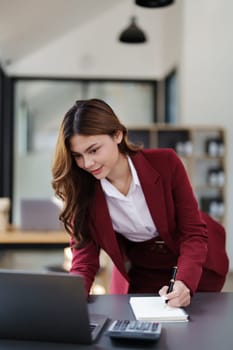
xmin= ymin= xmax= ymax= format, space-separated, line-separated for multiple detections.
xmin=165 ymin=266 xmax=178 ymax=303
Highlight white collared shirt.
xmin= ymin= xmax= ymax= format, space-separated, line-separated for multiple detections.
xmin=100 ymin=157 xmax=159 ymax=241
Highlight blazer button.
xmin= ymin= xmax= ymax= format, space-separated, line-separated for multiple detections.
xmin=156 ymin=241 xmax=168 ymax=254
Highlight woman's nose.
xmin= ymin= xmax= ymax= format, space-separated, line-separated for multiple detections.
xmin=83 ymin=155 xmax=95 ymax=169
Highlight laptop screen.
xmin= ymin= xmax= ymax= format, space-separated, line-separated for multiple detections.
xmin=0 ymin=270 xmax=107 ymax=344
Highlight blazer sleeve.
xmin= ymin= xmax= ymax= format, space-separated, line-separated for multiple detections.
xmin=201 ymin=211 xmax=229 ymax=277
xmin=69 ymin=238 xmax=100 ymax=295
xmin=168 ymin=150 xmax=209 ymax=293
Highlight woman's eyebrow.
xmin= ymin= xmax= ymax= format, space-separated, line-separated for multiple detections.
xmin=70 ymin=151 xmax=81 ymax=156
xmin=71 ymin=143 xmax=98 ymax=155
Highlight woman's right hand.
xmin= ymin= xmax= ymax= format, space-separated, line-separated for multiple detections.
xmin=159 ymin=280 xmax=191 ymax=307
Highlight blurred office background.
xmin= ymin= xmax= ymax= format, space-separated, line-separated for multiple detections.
xmin=0 ymin=0 xmax=232 ymax=291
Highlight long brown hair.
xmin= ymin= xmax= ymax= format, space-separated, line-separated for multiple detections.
xmin=52 ymin=98 xmax=142 ymax=245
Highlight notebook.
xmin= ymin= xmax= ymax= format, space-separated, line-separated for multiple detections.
xmin=0 ymin=270 xmax=108 ymax=344
xmin=130 ymin=296 xmax=189 ymax=322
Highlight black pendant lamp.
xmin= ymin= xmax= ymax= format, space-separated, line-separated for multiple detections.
xmin=135 ymin=0 xmax=175 ymax=8
xmin=119 ymin=16 xmax=147 ymax=44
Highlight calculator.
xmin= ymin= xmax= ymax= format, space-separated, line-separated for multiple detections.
xmin=106 ymin=319 xmax=162 ymax=341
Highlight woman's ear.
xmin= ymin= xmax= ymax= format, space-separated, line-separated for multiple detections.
xmin=114 ymin=130 xmax=123 ymax=144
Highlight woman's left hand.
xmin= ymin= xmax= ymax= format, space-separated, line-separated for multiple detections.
xmin=159 ymin=280 xmax=191 ymax=307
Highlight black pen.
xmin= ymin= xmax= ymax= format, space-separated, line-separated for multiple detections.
xmin=165 ymin=266 xmax=178 ymax=303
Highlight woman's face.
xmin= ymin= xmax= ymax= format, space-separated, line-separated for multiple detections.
xmin=69 ymin=132 xmax=123 ymax=179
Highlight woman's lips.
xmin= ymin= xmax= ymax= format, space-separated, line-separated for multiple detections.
xmin=91 ymin=167 xmax=103 ymax=176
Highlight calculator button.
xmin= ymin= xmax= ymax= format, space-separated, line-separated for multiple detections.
xmin=136 ymin=321 xmax=144 ymax=330
xmin=152 ymin=323 xmax=159 ymax=331
xmin=142 ymin=322 xmax=151 ymax=330
xmin=128 ymin=321 xmax=137 ymax=329
xmin=113 ymin=320 xmax=121 ymax=330
xmin=120 ymin=320 xmax=129 ymax=330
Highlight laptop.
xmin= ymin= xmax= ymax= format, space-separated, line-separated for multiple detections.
xmin=0 ymin=270 xmax=108 ymax=344
xmin=20 ymin=198 xmax=64 ymax=231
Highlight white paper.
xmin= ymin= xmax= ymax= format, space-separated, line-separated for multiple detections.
xmin=130 ymin=296 xmax=189 ymax=322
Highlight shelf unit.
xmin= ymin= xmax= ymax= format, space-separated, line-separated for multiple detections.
xmin=128 ymin=124 xmax=226 ymax=224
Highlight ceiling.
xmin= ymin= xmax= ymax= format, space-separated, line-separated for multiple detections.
xmin=0 ymin=0 xmax=125 ymax=65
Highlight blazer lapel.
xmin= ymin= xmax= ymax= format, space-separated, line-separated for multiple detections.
xmin=90 ymin=182 xmax=129 ymax=279
xmin=131 ymin=153 xmax=174 ymax=249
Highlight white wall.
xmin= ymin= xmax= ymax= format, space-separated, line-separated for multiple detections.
xmin=7 ymin=1 xmax=181 ymax=79
xmin=180 ymin=0 xmax=233 ymax=268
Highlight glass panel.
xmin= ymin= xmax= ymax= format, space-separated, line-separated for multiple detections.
xmin=13 ymin=80 xmax=155 ymax=226
xmin=165 ymin=71 xmax=178 ymax=124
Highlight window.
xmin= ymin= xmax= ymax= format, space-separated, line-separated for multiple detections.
xmin=13 ymin=79 xmax=156 ymax=226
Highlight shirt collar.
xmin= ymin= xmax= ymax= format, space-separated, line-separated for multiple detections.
xmin=128 ymin=156 xmax=140 ymax=187
xmin=100 ymin=155 xmax=140 ymax=197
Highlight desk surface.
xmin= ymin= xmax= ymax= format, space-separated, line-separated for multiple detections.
xmin=0 ymin=292 xmax=232 ymax=350
xmin=0 ymin=230 xmax=69 ymax=244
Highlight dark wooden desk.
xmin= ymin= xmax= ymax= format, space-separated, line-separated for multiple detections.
xmin=0 ymin=293 xmax=232 ymax=349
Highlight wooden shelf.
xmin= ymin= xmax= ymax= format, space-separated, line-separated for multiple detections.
xmin=0 ymin=229 xmax=70 ymax=244
xmin=128 ymin=125 xmax=226 ymax=223
xmin=195 ymin=185 xmax=224 ymax=191
xmin=192 ymin=155 xmax=224 ymax=161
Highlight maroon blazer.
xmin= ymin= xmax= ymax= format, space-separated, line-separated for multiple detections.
xmin=70 ymin=149 xmax=229 ymax=294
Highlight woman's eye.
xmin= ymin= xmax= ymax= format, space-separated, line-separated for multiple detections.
xmin=90 ymin=148 xmax=99 ymax=154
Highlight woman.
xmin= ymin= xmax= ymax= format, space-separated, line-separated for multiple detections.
xmin=52 ymin=98 xmax=229 ymax=307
